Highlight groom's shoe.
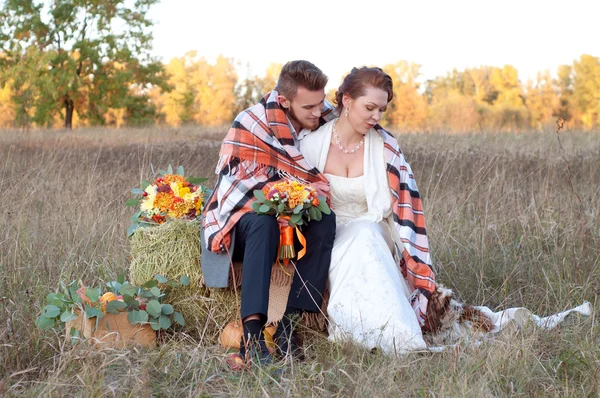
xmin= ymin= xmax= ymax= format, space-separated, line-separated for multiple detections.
xmin=239 ymin=334 xmax=273 ymax=367
xmin=274 ymin=313 xmax=305 ymax=362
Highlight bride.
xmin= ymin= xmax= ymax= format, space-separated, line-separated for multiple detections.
xmin=299 ymin=67 xmax=435 ymax=354
xmin=299 ymin=67 xmax=592 ymax=355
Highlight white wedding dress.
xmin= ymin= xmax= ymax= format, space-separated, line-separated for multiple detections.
xmin=325 ymin=173 xmax=428 ymax=354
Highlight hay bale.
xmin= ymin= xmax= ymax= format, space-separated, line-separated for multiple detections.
xmin=129 ymin=220 xmax=209 ymax=333
xmin=129 ymin=219 xmax=204 ymax=291
xmin=163 ymin=288 xmax=240 ymax=343
xmin=128 ymin=219 xmax=243 ymax=342
xmin=194 ymin=289 xmax=240 ymax=343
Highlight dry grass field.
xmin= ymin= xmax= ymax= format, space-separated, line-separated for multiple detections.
xmin=1 ymin=125 xmax=599 ymax=397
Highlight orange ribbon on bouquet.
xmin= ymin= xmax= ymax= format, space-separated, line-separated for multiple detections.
xmin=277 ymin=216 xmax=307 ymax=273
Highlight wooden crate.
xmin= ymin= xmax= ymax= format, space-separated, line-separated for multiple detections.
xmin=65 ymin=312 xmax=156 ymax=348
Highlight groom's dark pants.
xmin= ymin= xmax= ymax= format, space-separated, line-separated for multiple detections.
xmin=232 ymin=212 xmax=336 ymax=321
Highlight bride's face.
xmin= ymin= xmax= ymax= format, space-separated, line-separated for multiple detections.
xmin=344 ymin=87 xmax=389 ymax=135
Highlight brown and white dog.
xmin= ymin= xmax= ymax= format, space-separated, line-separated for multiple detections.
xmin=421 ymin=285 xmax=494 ymax=344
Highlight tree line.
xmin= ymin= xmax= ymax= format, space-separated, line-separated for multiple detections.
xmin=1 ymin=1 xmax=599 ymax=132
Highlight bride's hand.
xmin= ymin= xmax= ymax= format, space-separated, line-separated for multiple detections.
xmin=312 ymin=180 xmax=330 ymax=202
xmin=277 ymin=217 xmax=290 ymax=229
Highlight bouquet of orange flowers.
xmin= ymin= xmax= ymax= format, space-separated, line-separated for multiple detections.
xmin=253 ymin=179 xmax=331 ymax=264
xmin=126 ymin=165 xmax=208 ymax=237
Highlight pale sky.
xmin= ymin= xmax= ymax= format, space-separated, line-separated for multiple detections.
xmin=149 ymin=0 xmax=599 ymax=89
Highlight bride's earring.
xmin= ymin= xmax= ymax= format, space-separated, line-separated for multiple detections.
xmin=344 ymin=107 xmax=349 ymax=117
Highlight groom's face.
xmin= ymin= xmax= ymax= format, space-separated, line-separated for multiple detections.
xmin=281 ymin=86 xmax=326 ymax=132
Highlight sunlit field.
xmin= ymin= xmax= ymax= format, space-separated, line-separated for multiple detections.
xmin=1 ymin=126 xmax=599 ymax=396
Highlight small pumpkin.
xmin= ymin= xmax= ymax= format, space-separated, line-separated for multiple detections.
xmin=100 ymin=292 xmax=117 ymax=303
xmin=100 ymin=292 xmax=117 ymax=311
xmin=219 ymin=321 xmax=243 ymax=350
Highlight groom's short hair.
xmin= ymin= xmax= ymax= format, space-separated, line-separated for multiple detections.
xmin=276 ymin=60 xmax=328 ymax=100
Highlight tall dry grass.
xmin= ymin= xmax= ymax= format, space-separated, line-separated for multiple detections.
xmin=0 ymin=126 xmax=599 ymax=396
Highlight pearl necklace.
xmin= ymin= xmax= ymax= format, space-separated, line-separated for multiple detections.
xmin=332 ymin=119 xmax=364 ymax=154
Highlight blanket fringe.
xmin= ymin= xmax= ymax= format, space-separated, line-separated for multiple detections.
xmin=277 ymin=170 xmax=311 ymax=185
xmin=216 ymin=155 xmax=278 ymax=179
xmin=215 ymin=155 xmax=231 ymax=175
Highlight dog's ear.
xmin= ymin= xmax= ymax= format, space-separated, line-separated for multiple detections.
xmin=422 ymin=288 xmax=451 ymax=334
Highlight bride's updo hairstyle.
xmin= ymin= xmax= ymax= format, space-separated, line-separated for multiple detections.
xmin=334 ymin=67 xmax=394 ymax=114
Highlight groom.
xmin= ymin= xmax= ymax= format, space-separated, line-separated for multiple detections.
xmin=202 ymin=60 xmax=337 ymax=364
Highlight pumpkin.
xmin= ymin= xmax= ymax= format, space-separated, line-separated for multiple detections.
xmin=219 ymin=321 xmax=243 ymax=350
xmin=100 ymin=292 xmax=117 ymax=303
xmin=100 ymin=292 xmax=117 ymax=311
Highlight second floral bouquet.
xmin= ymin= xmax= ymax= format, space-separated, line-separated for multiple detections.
xmin=253 ymin=179 xmax=331 ymax=265
xmin=126 ymin=165 xmax=208 ymax=237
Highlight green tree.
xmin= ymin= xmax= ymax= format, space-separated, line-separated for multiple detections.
xmin=0 ymin=0 xmax=168 ymax=128
xmin=0 ymin=46 xmax=53 ymax=128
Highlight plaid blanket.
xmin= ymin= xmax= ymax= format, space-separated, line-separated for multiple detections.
xmin=379 ymin=128 xmax=436 ymax=315
xmin=202 ymin=90 xmax=435 ymax=310
xmin=202 ymin=90 xmax=335 ymax=253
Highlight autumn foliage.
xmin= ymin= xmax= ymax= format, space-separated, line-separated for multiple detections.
xmin=0 ymin=2 xmax=598 ymax=131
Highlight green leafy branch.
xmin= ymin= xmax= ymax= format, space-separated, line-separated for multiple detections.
xmin=36 ymin=274 xmax=190 ymax=333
